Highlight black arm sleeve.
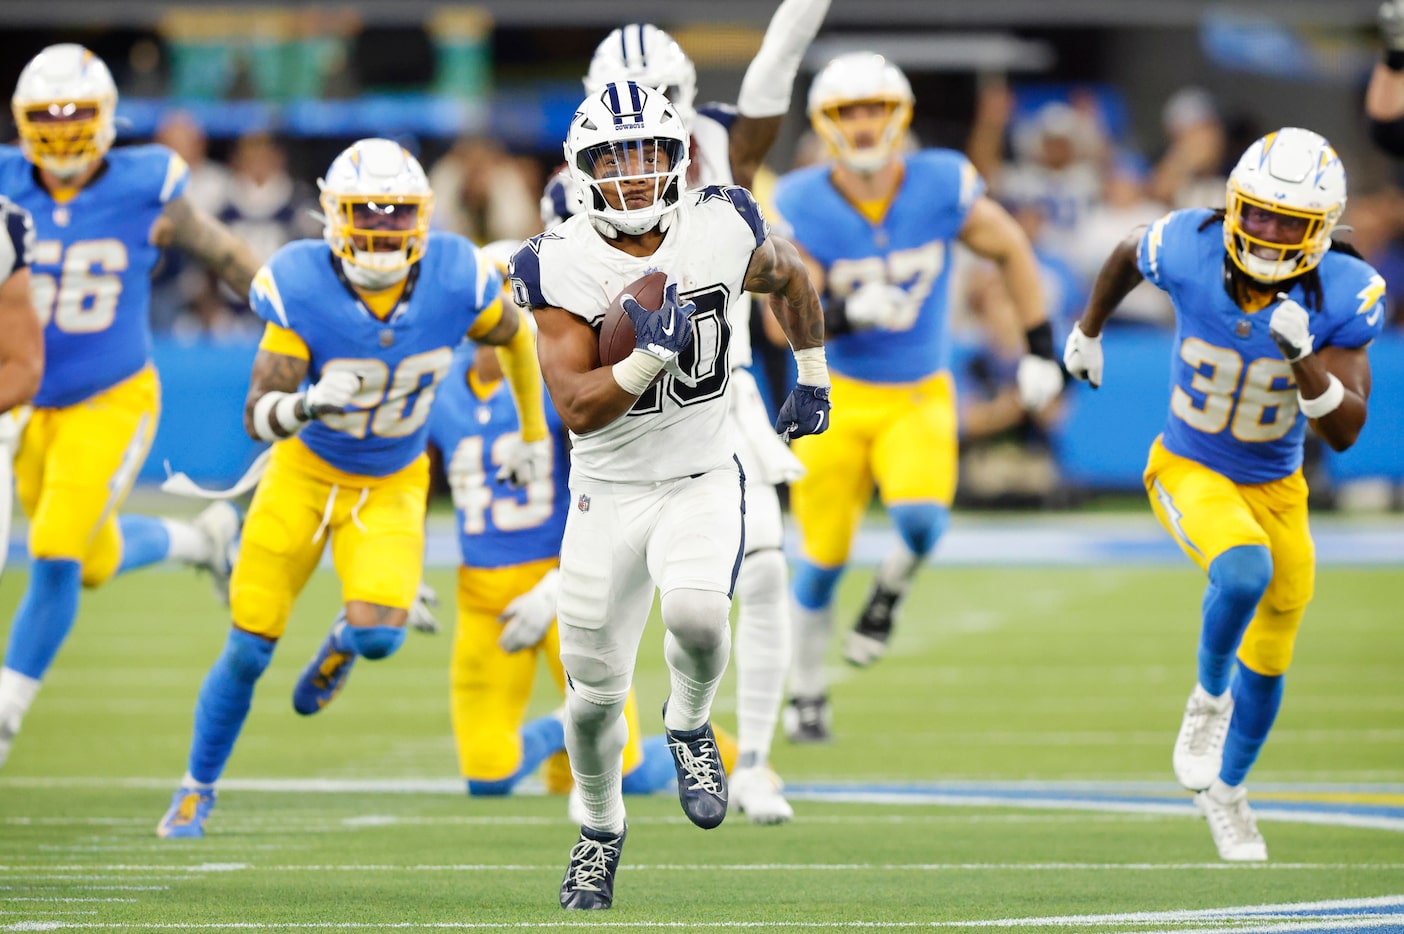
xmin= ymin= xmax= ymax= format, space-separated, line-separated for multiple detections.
xmin=1369 ymin=116 xmax=1404 ymax=159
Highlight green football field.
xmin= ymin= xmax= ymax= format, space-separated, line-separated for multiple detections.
xmin=0 ymin=554 xmax=1401 ymax=931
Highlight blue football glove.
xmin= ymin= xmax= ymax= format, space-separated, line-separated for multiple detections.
xmin=622 ymin=283 xmax=697 ymax=365
xmin=775 ymin=384 xmax=832 ymax=442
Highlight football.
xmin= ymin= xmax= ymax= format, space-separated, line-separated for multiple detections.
xmin=598 ymin=270 xmax=668 ymax=367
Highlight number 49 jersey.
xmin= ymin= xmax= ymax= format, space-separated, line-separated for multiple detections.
xmin=1139 ymin=208 xmax=1386 ymax=484
xmin=509 ymin=185 xmax=766 ymax=484
xmin=427 ymin=344 xmax=569 ymax=569
xmin=250 ymin=232 xmax=501 ymax=478
xmin=0 ymin=144 xmax=188 ymax=407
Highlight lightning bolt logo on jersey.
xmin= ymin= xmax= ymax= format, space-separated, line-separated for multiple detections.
xmin=427 ymin=344 xmax=569 ymax=569
xmin=249 ymin=232 xmax=501 ymax=477
xmin=1138 ymin=208 xmax=1386 ymax=484
xmin=0 ymin=144 xmax=188 ymax=407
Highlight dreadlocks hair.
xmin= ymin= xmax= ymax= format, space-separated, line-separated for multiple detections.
xmin=1200 ymin=208 xmax=1362 ymax=313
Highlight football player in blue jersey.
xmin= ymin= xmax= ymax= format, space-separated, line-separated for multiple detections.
xmin=1064 ymin=128 xmax=1382 ymax=861
xmin=0 ymin=196 xmax=46 ymax=577
xmin=772 ymin=53 xmax=1064 ymax=740
xmin=155 ymin=139 xmax=550 ymax=838
xmin=0 ymin=45 xmax=259 ymax=769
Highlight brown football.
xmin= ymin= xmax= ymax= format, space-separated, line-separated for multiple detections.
xmin=598 ymin=270 xmax=668 ymax=367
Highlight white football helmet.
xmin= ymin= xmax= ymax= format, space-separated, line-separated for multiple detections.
xmin=807 ymin=52 xmax=913 ymax=174
xmin=318 ymin=139 xmax=434 ymax=291
xmin=11 ymin=44 xmax=118 ymax=179
xmin=565 ymin=81 xmax=690 ymax=239
xmin=584 ymin=24 xmax=698 ymax=127
xmin=1224 ymin=127 xmax=1346 ymax=283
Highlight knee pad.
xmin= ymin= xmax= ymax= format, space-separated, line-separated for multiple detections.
xmin=1209 ymin=545 xmax=1273 ymax=605
xmin=223 ymin=628 xmax=276 ymax=682
xmin=565 ymin=681 xmax=629 ymax=729
xmin=661 ymin=589 xmax=731 ymax=653
xmin=342 ymin=624 xmax=406 ymax=660
xmin=888 ymin=503 xmax=949 ymax=558
xmin=792 ymin=559 xmax=842 ymax=611
xmin=736 ymin=548 xmax=788 ymax=606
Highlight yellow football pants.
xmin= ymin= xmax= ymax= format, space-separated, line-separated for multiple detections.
xmin=790 ymin=370 xmax=958 ymax=567
xmin=1144 ymin=436 xmax=1314 ymax=676
xmin=230 ymin=436 xmax=428 ymax=640
xmin=14 ymin=366 xmax=159 ymax=587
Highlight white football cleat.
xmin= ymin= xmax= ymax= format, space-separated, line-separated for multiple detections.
xmin=1173 ymin=683 xmax=1233 ymax=791
xmin=0 ymin=710 xmax=21 ymax=770
xmin=1196 ymin=779 xmax=1267 ymax=861
xmin=729 ymin=765 xmax=793 ymax=825
xmin=192 ymin=501 xmax=241 ymax=606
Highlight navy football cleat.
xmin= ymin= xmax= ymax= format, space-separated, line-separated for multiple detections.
xmin=560 ymin=824 xmax=626 ymax=910
xmin=782 ymin=694 xmax=833 ymax=744
xmin=844 ymin=581 xmax=901 ymax=667
xmin=662 ymin=701 xmax=728 ymax=829
xmin=292 ymin=621 xmax=355 ymax=715
xmin=156 ymin=786 xmax=216 ymax=839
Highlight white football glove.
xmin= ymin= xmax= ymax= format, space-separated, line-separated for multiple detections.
xmin=1062 ymin=323 xmax=1105 ymax=389
xmin=1016 ymin=355 xmax=1064 ymax=411
xmin=498 ymin=568 xmax=558 ymax=653
xmin=304 ymin=370 xmax=362 ymax=418
xmin=495 ymin=436 xmax=552 ymax=488
xmin=844 ymin=281 xmax=915 ymax=330
xmin=1269 ymin=294 xmax=1314 ymax=363
xmin=1383 ymin=0 xmax=1404 ymax=51
xmin=407 ymin=581 xmax=441 ymax=635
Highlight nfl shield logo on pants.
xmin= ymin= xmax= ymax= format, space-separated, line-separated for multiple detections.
xmin=577 ymin=493 xmax=591 ymax=513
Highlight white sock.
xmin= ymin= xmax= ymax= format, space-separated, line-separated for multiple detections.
xmin=734 ymin=550 xmax=790 ymax=764
xmin=564 ymin=690 xmax=629 ymax=834
xmin=571 ymin=768 xmax=626 ymax=834
xmin=0 ymin=667 xmax=41 ymax=723
xmin=788 ymin=600 xmax=833 ymax=699
xmin=162 ymin=519 xmax=214 ymax=566
xmin=180 ymin=771 xmax=216 ymax=792
xmin=663 ymin=624 xmax=731 ymax=733
xmin=875 ymin=543 xmax=920 ymax=594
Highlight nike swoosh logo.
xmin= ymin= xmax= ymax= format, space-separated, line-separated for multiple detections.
xmin=813 ymin=412 xmax=825 ymax=432
xmin=1367 ymin=308 xmax=1382 ymax=327
xmin=661 ymin=309 xmax=675 ymax=337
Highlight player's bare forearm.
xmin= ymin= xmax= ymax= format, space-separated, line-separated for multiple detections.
xmin=244 ymin=349 xmax=309 ymax=440
xmin=534 ymin=307 xmax=639 ymax=434
xmin=0 ymin=269 xmax=43 ymax=412
xmin=959 ymin=197 xmax=1048 ymax=331
xmin=1078 ymin=233 xmax=1145 ymax=336
xmin=728 ymin=114 xmax=783 ymax=191
xmin=1297 ymin=345 xmax=1370 ymax=452
xmin=746 ymin=236 xmax=824 ymax=350
xmin=155 ymin=195 xmax=260 ymax=301
xmin=1366 ymin=63 xmax=1404 ymax=122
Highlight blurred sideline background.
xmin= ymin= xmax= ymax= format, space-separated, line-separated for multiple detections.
xmin=4 ymin=0 xmax=1401 ymax=514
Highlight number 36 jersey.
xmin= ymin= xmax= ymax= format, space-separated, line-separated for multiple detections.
xmin=509 ymin=185 xmax=767 ymax=485
xmin=250 ymin=233 xmax=501 ymax=478
xmin=1138 ymin=208 xmax=1385 ymax=484
xmin=0 ymin=144 xmax=188 ymax=407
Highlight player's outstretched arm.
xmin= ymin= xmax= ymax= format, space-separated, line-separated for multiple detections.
xmin=1064 ymin=229 xmax=1146 ymax=389
xmin=0 ymin=267 xmax=43 ymax=414
xmin=243 ymin=349 xmax=311 ymax=441
xmin=471 ymin=303 xmax=549 ymax=447
xmin=152 ymin=194 xmax=260 ymax=301
xmin=1267 ymin=296 xmax=1372 ymax=452
xmin=534 ymin=306 xmax=648 ymax=434
xmin=745 ymin=234 xmax=832 ymax=439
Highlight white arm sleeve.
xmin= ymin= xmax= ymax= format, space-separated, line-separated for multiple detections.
xmin=737 ymin=0 xmax=832 ymax=118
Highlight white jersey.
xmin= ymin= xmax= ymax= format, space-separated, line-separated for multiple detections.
xmin=510 ymin=184 xmax=770 ymax=485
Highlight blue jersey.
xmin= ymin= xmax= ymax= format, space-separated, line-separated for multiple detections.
xmin=773 ymin=149 xmax=984 ymax=384
xmin=427 ymin=345 xmax=569 ymax=569
xmin=0 ymin=144 xmax=189 ymax=407
xmin=250 ymin=232 xmax=500 ymax=477
xmin=1139 ymin=209 xmax=1386 ymax=484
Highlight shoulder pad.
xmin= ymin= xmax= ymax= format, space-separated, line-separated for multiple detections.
xmin=508 ymin=234 xmax=553 ymax=308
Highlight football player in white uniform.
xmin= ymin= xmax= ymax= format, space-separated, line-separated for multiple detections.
xmin=510 ymin=82 xmax=829 ymax=910
xmin=541 ymin=0 xmax=830 ymax=826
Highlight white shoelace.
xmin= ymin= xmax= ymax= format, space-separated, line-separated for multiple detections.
xmin=1182 ymin=696 xmax=1231 ymax=756
xmin=1207 ymin=789 xmax=1262 ymax=845
xmin=669 ymin=736 xmax=723 ymax=795
xmin=565 ymin=836 xmax=619 ymax=892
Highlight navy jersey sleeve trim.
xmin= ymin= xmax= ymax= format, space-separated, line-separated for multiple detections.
xmin=697 ymin=102 xmax=738 ymax=132
xmin=707 ymin=185 xmax=768 ymax=250
xmin=2 ymin=200 xmax=34 ymax=277
xmin=508 ymin=236 xmax=549 ymax=308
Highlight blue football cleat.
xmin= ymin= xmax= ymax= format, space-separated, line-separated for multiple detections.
xmin=560 ymin=823 xmax=626 ymax=910
xmin=156 ymin=787 xmax=216 ymax=838
xmin=292 ymin=622 xmax=356 ymax=715
xmin=662 ymin=701 xmax=728 ymax=829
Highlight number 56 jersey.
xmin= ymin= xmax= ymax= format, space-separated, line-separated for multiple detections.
xmin=508 ymin=186 xmax=768 ymax=485
xmin=1139 ymin=208 xmax=1385 ymax=484
xmin=250 ymin=232 xmax=501 ymax=478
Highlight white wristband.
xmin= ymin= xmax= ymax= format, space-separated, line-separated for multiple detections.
xmin=252 ymin=391 xmax=310 ymax=441
xmin=793 ymin=346 xmax=830 ymax=387
xmin=611 ymin=350 xmax=666 ymax=396
xmin=737 ymin=0 xmax=831 ymax=118
xmin=1297 ymin=372 xmax=1345 ymax=419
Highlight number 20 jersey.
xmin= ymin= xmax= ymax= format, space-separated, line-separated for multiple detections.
xmin=1138 ymin=208 xmax=1385 ymax=484
xmin=0 ymin=144 xmax=188 ymax=407
xmin=509 ymin=185 xmax=767 ymax=484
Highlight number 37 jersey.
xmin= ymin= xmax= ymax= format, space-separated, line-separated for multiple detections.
xmin=1138 ymin=208 xmax=1385 ymax=484
xmin=0 ymin=144 xmax=189 ymax=407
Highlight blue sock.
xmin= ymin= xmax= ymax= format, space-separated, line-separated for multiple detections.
xmin=467 ymin=713 xmax=566 ymax=796
xmin=1198 ymin=546 xmax=1272 ymax=696
xmin=1220 ymin=662 xmax=1284 ymax=786
xmin=116 ymin=516 xmax=171 ymax=575
xmin=888 ymin=503 xmax=950 ymax=558
xmin=189 ymin=628 xmax=275 ymax=784
xmin=792 ymin=559 xmax=843 ymax=611
xmin=622 ymin=734 xmax=679 ymax=794
xmin=4 ymin=558 xmax=82 ymax=680
xmin=332 ymin=620 xmax=406 ymax=660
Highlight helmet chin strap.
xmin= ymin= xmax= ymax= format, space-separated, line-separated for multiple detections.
xmin=341 ymin=256 xmax=409 ymax=291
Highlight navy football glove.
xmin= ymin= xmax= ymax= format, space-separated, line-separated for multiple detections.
xmin=775 ymin=384 xmax=831 ymax=441
xmin=622 ymin=283 xmax=697 ymax=364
